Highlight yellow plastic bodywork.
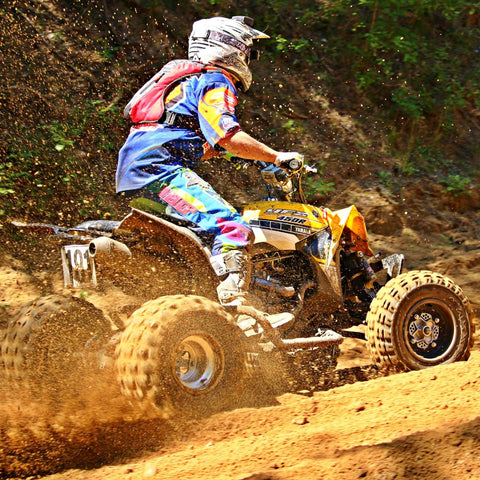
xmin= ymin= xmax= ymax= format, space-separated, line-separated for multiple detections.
xmin=327 ymin=204 xmax=374 ymax=257
xmin=242 ymin=201 xmax=373 ymax=258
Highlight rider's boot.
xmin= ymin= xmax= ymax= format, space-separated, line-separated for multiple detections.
xmin=210 ymin=249 xmax=250 ymax=307
xmin=210 ymin=250 xmax=295 ymax=331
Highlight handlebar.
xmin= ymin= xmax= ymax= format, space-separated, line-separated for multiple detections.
xmin=283 ymin=157 xmax=303 ymax=172
xmin=225 ymin=156 xmax=317 ymax=203
xmin=249 ymin=160 xmax=317 ymax=177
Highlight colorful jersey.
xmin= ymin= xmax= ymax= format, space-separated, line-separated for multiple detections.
xmin=116 ymin=70 xmax=241 ymax=193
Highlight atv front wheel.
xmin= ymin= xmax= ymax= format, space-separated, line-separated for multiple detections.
xmin=115 ymin=295 xmax=251 ymax=417
xmin=366 ymin=270 xmax=474 ymax=371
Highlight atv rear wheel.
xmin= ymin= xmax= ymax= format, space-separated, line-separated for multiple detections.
xmin=115 ymin=295 xmax=251 ymax=417
xmin=0 ymin=295 xmax=111 ymax=388
xmin=366 ymin=270 xmax=474 ymax=371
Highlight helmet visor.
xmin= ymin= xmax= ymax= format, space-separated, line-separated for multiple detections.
xmin=231 ymin=16 xmax=270 ymax=40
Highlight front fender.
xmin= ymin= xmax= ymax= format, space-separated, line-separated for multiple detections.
xmin=329 ymin=205 xmax=373 ymax=256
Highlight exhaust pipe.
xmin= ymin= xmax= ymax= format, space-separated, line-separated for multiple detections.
xmin=88 ymin=237 xmax=132 ymax=262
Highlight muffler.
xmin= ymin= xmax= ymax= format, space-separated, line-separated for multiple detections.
xmin=88 ymin=237 xmax=132 ymax=262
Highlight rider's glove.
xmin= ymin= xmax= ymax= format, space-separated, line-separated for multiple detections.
xmin=274 ymin=152 xmax=304 ymax=173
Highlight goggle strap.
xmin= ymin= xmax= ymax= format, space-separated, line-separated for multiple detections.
xmin=206 ymin=30 xmax=250 ymax=55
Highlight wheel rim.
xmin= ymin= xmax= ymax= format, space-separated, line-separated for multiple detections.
xmin=173 ymin=332 xmax=225 ymax=395
xmin=403 ymin=298 xmax=457 ymax=363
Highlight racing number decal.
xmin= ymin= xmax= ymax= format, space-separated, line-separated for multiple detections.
xmin=277 ymin=215 xmax=307 ymax=224
xmin=61 ymin=244 xmax=97 ymax=288
xmin=67 ymin=246 xmax=89 ymax=270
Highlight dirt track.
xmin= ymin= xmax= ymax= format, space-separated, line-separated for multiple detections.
xmin=1 ymin=298 xmax=479 ymax=480
xmin=58 ymin=352 xmax=480 ymax=480
xmin=2 ymin=349 xmax=480 ymax=480
xmin=1 ymin=201 xmax=480 ymax=480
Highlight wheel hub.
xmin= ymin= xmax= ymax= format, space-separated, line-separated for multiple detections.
xmin=408 ymin=312 xmax=440 ymax=350
xmin=174 ymin=334 xmax=223 ymax=395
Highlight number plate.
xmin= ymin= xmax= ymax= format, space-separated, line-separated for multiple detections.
xmin=61 ymin=244 xmax=97 ymax=288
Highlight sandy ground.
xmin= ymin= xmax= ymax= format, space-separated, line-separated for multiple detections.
xmin=0 ymin=201 xmax=479 ymax=480
xmin=41 ymin=352 xmax=480 ymax=480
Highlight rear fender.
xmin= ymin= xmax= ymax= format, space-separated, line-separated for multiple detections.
xmin=11 ymin=221 xmax=93 ymax=242
xmin=118 ymin=208 xmax=214 ymax=271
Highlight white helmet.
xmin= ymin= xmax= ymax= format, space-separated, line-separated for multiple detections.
xmin=188 ymin=16 xmax=269 ymax=91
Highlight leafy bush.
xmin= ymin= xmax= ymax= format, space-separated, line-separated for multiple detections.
xmin=440 ymin=174 xmax=472 ymax=197
xmin=318 ymin=0 xmax=480 ymax=130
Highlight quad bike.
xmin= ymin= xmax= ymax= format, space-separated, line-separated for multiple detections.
xmin=1 ymin=161 xmax=474 ymax=416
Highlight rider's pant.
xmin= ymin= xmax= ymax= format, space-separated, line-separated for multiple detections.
xmin=143 ymin=165 xmax=253 ymax=256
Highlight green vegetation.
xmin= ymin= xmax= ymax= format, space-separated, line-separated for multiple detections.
xmin=440 ymin=174 xmax=473 ymax=197
xmin=342 ymin=1 xmax=478 ymax=126
xmin=303 ymin=161 xmax=336 ymax=198
xmin=378 ymin=171 xmax=393 ymax=190
xmin=2 ymin=99 xmax=122 ymax=221
xmin=1 ymin=0 xmax=479 ymax=222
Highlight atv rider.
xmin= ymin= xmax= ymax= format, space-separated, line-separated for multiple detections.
xmin=116 ymin=15 xmax=303 ymax=310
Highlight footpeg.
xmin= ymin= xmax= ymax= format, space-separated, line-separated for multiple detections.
xmin=236 ymin=305 xmax=343 ymax=350
xmin=236 ymin=311 xmax=295 ymax=337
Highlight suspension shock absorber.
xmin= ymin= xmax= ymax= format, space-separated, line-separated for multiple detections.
xmin=342 ymin=249 xmax=377 ymax=294
xmin=357 ymin=251 xmax=377 ymax=288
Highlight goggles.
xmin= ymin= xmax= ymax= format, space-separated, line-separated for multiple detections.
xmin=207 ymin=31 xmax=262 ymax=65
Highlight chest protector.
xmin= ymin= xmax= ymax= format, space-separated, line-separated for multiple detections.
xmin=124 ymin=59 xmax=209 ymax=124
